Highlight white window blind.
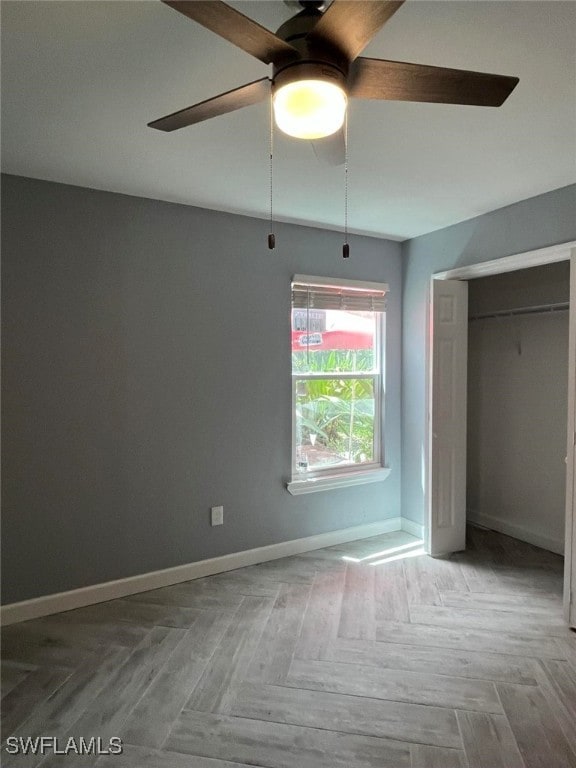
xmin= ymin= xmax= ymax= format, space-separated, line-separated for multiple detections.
xmin=291 ymin=276 xmax=387 ymax=312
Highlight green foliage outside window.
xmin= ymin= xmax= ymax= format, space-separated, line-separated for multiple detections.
xmin=293 ymin=350 xmax=377 ymax=468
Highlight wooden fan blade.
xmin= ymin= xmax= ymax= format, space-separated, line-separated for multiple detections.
xmin=162 ymin=1 xmax=297 ymax=66
xmin=349 ymin=57 xmax=519 ymax=106
xmin=307 ymin=1 xmax=405 ymax=62
xmin=311 ymin=128 xmax=346 ymax=166
xmin=148 ymin=78 xmax=271 ymax=132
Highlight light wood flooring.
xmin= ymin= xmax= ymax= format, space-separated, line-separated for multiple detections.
xmin=2 ymin=526 xmax=576 ymax=767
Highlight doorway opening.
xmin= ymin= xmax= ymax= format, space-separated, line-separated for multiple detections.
xmin=466 ymin=261 xmax=570 ymax=556
xmin=426 ymin=241 xmax=576 ymax=625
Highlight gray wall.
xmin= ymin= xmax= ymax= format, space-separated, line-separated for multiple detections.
xmin=1 ymin=174 xmax=402 ymax=604
xmin=467 ymin=263 xmax=570 ymax=552
xmin=401 ymin=184 xmax=576 ymax=525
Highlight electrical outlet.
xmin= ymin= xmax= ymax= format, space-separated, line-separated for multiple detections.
xmin=211 ymin=506 xmax=224 ymax=526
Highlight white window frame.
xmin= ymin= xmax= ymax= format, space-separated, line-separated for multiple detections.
xmin=287 ymin=275 xmax=391 ymax=495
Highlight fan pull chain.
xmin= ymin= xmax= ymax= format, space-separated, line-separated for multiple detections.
xmin=306 ymin=284 xmax=311 ymax=368
xmin=343 ymin=111 xmax=349 ymax=258
xmin=268 ymin=95 xmax=276 ymax=250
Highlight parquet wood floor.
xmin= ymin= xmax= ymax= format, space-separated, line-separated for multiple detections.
xmin=2 ymin=526 xmax=575 ymax=767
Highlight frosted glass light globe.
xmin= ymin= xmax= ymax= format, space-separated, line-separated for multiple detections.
xmin=273 ymin=79 xmax=347 ymax=139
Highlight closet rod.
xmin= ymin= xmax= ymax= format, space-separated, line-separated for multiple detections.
xmin=469 ymin=301 xmax=569 ymax=322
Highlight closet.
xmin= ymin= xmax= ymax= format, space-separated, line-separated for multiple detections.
xmin=466 ymin=261 xmax=570 ymax=554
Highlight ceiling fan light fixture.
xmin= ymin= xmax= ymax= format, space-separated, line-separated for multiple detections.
xmin=273 ymin=79 xmax=347 ymax=140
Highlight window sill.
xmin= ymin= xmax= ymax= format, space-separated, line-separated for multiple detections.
xmin=287 ymin=467 xmax=391 ymax=496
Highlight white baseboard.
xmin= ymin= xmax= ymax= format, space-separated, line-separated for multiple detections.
xmin=467 ymin=512 xmax=564 ymax=556
xmin=400 ymin=517 xmax=425 ymax=539
xmin=1 ymin=517 xmax=405 ymax=626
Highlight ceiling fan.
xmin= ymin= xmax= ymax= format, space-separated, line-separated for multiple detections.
xmin=149 ymin=0 xmax=519 ymax=165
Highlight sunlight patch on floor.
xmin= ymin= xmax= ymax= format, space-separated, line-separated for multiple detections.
xmin=369 ymin=545 xmax=426 ymax=566
xmin=341 ymin=539 xmax=424 ymax=564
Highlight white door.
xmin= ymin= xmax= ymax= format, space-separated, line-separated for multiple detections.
xmin=428 ymin=278 xmax=469 ymax=556
xmin=564 ymin=249 xmax=576 ymax=627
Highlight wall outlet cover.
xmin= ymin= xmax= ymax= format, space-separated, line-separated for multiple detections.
xmin=211 ymin=506 xmax=224 ymax=526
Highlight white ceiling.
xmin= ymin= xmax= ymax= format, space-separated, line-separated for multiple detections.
xmin=2 ymin=0 xmax=575 ymax=240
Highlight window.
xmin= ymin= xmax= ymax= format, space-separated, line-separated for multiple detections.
xmin=289 ymin=275 xmax=388 ymax=493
